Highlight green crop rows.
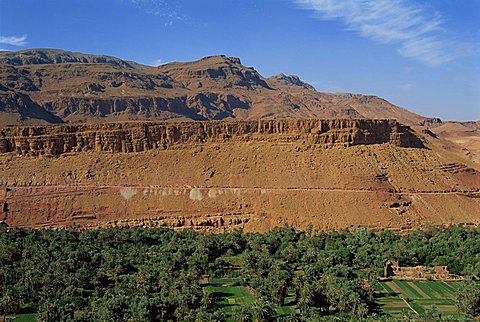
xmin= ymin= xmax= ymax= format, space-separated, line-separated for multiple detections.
xmin=376 ymin=280 xmax=461 ymax=317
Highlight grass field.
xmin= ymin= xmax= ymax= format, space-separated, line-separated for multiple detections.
xmin=375 ymin=280 xmax=461 ymax=317
xmin=204 ymin=277 xmax=296 ymax=320
xmin=205 ymin=277 xmax=255 ymax=312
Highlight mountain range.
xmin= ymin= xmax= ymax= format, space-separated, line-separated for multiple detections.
xmin=1 ymin=48 xmax=479 ymax=232
xmin=0 ymin=49 xmax=426 ymax=126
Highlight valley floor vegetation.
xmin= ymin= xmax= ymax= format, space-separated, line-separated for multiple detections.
xmin=1 ymin=224 xmax=479 ymax=321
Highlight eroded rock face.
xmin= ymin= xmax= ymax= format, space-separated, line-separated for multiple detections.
xmin=0 ymin=119 xmax=479 ymax=232
xmin=0 ymin=119 xmax=424 ymax=156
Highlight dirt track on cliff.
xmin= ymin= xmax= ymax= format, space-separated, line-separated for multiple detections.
xmin=7 ymin=184 xmax=479 ymax=195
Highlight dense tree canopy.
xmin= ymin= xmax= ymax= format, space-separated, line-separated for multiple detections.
xmin=0 ymin=224 xmax=479 ymax=321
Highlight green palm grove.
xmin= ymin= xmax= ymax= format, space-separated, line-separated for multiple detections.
xmin=0 ymin=223 xmax=479 ymax=321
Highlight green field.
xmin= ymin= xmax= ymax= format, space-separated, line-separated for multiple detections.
xmin=1 ymin=314 xmax=37 ymax=322
xmin=376 ymin=280 xmax=461 ymax=317
xmin=205 ymin=277 xmax=255 ymax=311
xmin=205 ymin=277 xmax=462 ymax=319
xmin=204 ymin=277 xmax=296 ymax=320
xmin=204 ymin=254 xmax=463 ymax=319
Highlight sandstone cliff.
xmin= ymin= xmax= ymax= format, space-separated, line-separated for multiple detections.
xmin=0 ymin=119 xmax=424 ymax=156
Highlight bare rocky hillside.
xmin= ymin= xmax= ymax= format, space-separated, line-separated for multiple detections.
xmin=1 ymin=49 xmax=478 ymax=233
xmin=1 ymin=119 xmax=478 ymax=232
xmin=0 ymin=49 xmax=425 ymax=125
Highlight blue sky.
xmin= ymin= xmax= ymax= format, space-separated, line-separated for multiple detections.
xmin=0 ymin=0 xmax=479 ymax=120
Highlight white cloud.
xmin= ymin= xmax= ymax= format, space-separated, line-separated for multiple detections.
xmin=294 ymin=0 xmax=474 ymax=66
xmin=128 ymin=0 xmax=186 ymax=24
xmin=150 ymin=58 xmax=163 ymax=66
xmin=0 ymin=35 xmax=27 ymax=46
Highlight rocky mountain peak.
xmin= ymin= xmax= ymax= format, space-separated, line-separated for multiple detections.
xmin=156 ymin=54 xmax=270 ymax=90
xmin=197 ymin=55 xmax=242 ymax=65
xmin=268 ymin=73 xmax=316 ymax=91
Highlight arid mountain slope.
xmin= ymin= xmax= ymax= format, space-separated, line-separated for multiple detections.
xmin=1 ymin=49 xmax=477 ymax=232
xmin=423 ymin=121 xmax=480 ymax=165
xmin=0 ymin=49 xmax=425 ymax=125
xmin=1 ymin=119 xmax=478 ymax=232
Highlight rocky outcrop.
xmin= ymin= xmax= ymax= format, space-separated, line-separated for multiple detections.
xmin=268 ymin=74 xmax=316 ymax=91
xmin=419 ymin=118 xmax=443 ymax=127
xmin=0 ymin=119 xmax=424 ymax=156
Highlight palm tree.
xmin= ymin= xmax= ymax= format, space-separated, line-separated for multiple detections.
xmin=232 ymin=303 xmax=253 ymax=322
xmin=251 ymin=297 xmax=275 ymax=322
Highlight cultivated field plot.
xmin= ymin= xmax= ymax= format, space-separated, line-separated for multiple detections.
xmin=375 ymin=280 xmax=461 ymax=316
xmin=204 ymin=277 xmax=255 ymax=312
xmin=204 ymin=277 xmax=296 ymax=320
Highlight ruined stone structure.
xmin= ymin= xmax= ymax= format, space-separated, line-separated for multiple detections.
xmin=384 ymin=260 xmax=462 ymax=280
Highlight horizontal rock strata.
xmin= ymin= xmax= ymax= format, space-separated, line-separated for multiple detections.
xmin=0 ymin=119 xmax=423 ymax=156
